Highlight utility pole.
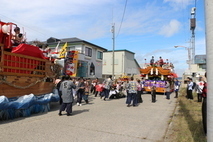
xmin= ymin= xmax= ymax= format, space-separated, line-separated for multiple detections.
xmin=111 ymin=23 xmax=115 ymax=79
xmin=204 ymin=0 xmax=213 ymax=140
xmin=190 ymin=7 xmax=196 ymax=64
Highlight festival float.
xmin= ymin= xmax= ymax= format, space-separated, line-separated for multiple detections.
xmin=140 ymin=58 xmax=177 ymax=93
xmin=118 ymin=74 xmax=130 ymax=81
xmin=0 ymin=21 xmax=60 ymax=120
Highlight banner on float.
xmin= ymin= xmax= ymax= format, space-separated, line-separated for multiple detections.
xmin=64 ymin=51 xmax=78 ymax=77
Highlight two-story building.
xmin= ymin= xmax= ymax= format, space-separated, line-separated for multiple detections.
xmin=46 ymin=37 xmax=107 ymax=78
xmin=102 ymin=49 xmax=141 ymax=79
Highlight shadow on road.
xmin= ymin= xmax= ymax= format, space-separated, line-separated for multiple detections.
xmin=72 ymin=109 xmax=90 ymax=116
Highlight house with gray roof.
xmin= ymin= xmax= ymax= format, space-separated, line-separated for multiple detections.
xmin=46 ymin=37 xmax=107 ymax=78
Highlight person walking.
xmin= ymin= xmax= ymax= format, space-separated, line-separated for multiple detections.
xmin=96 ymin=82 xmax=104 ymax=97
xmin=59 ymin=75 xmax=76 ymax=116
xmin=165 ymin=81 xmax=171 ymax=100
xmin=174 ymin=79 xmax=180 ymax=98
xmin=126 ymin=77 xmax=137 ymax=107
xmin=76 ymin=77 xmax=85 ymax=106
xmin=102 ymin=75 xmax=113 ymax=100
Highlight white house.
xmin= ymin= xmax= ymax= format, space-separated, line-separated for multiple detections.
xmin=46 ymin=37 xmax=107 ymax=78
xmin=102 ymin=49 xmax=141 ymax=78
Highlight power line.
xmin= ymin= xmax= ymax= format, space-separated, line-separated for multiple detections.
xmin=116 ymin=0 xmax=128 ymax=38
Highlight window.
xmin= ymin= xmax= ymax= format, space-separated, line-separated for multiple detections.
xmin=75 ymin=47 xmax=82 ymax=53
xmin=68 ymin=46 xmax=75 ymax=51
xmin=85 ymin=47 xmax=92 ymax=57
xmin=97 ymin=51 xmax=103 ymax=60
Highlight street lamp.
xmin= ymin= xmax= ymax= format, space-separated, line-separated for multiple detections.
xmin=174 ymin=45 xmax=192 ymax=73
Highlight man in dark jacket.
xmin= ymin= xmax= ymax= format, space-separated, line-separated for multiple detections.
xmin=59 ymin=75 xmax=76 ymax=116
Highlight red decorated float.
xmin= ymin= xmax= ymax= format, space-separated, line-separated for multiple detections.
xmin=0 ymin=21 xmax=58 ymax=98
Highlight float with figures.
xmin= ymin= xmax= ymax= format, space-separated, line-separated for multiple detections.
xmin=0 ymin=21 xmax=60 ymax=120
xmin=140 ymin=56 xmax=177 ymax=93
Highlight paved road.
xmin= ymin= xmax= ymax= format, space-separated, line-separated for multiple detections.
xmin=0 ymin=93 xmax=177 ymax=142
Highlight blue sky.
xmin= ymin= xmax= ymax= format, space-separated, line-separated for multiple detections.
xmin=0 ymin=0 xmax=206 ymax=76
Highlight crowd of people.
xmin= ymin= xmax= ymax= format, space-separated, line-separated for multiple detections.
xmin=56 ymin=75 xmax=182 ymax=115
xmin=185 ymin=74 xmax=207 ymax=135
xmin=55 ymin=74 xmax=207 ymax=134
xmin=55 ymin=75 xmax=148 ymax=115
xmin=150 ymin=56 xmax=164 ymax=67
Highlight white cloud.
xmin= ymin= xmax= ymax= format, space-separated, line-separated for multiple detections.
xmin=163 ymin=0 xmax=194 ymax=9
xmin=0 ymin=0 xmax=193 ymax=41
xmin=158 ymin=19 xmax=182 ymax=37
xmin=0 ymin=0 xmax=114 ymax=41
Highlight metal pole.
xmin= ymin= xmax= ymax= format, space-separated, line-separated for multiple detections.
xmin=191 ymin=33 xmax=195 ymax=64
xmin=112 ymin=23 xmax=115 ymax=79
xmin=190 ymin=7 xmax=196 ymax=64
xmin=187 ymin=47 xmax=191 ymax=74
xmin=204 ymin=0 xmax=213 ymax=140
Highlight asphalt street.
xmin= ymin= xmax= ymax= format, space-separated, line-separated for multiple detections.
xmin=0 ymin=93 xmax=177 ymax=142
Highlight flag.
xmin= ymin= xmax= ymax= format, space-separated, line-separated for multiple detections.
xmin=50 ymin=41 xmax=60 ymax=58
xmin=59 ymin=42 xmax=68 ymax=58
xmin=53 ymin=41 xmax=60 ymax=53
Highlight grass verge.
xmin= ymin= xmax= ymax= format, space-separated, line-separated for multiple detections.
xmin=165 ymin=88 xmax=207 ymax=142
